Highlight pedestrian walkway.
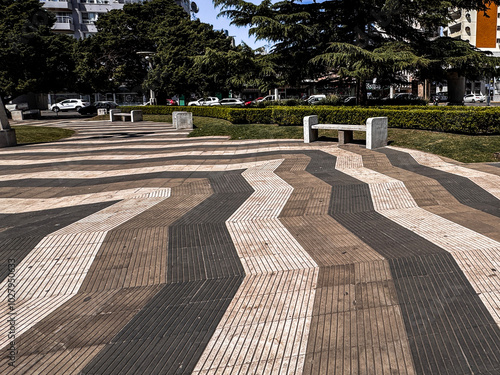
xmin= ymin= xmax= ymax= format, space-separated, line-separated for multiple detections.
xmin=1 ymin=120 xmax=500 ymax=374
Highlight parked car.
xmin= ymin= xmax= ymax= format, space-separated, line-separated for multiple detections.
xmin=257 ymin=95 xmax=276 ymax=102
xmin=244 ymin=97 xmax=263 ymax=107
xmin=209 ymin=98 xmax=245 ymax=107
xmin=187 ymin=97 xmax=219 ymax=106
xmin=306 ymin=94 xmax=326 ymax=105
xmin=463 ymin=93 xmax=485 ymax=103
xmin=77 ymin=101 xmax=119 ymax=115
xmin=95 ymin=101 xmax=118 ymax=109
xmin=50 ymin=99 xmax=90 ymax=112
xmin=393 ymin=93 xmax=419 ymax=100
xmin=431 ymin=91 xmax=448 ymax=102
xmin=166 ymin=98 xmax=178 ymax=106
xmin=344 ymin=96 xmax=357 ymax=104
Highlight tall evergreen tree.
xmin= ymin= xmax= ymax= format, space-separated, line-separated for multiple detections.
xmin=214 ymin=0 xmax=500 ymax=102
xmin=75 ymin=0 xmax=258 ymax=100
xmin=0 ymin=0 xmax=77 ymax=101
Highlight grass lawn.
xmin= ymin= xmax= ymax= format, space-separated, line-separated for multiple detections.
xmin=12 ymin=125 xmax=75 ymax=144
xmin=140 ymin=115 xmax=500 ymax=163
xmin=82 ymin=113 xmax=500 ymax=163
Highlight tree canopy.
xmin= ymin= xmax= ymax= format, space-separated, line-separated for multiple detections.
xmin=75 ymin=0 xmax=261 ymax=99
xmin=214 ymin=0 xmax=500 ymax=101
xmin=0 ymin=0 xmax=77 ymax=101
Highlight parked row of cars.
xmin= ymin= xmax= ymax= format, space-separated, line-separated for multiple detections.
xmin=187 ymin=96 xmax=276 ymax=107
xmin=48 ymin=91 xmax=488 ymax=115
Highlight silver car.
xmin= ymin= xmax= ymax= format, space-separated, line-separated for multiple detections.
xmin=210 ymin=98 xmax=245 ymax=107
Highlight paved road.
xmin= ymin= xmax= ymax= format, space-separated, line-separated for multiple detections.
xmin=1 ymin=119 xmax=500 ymax=374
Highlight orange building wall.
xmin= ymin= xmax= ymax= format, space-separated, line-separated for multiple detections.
xmin=476 ymin=4 xmax=498 ymax=48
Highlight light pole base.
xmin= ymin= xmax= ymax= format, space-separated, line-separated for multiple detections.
xmin=0 ymin=129 xmax=17 ymax=147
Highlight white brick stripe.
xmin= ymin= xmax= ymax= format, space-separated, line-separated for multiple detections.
xmin=0 ymin=190 xmax=170 ymax=349
xmin=0 ymin=188 xmax=170 ymax=213
xmin=335 ymin=149 xmax=500 ymax=326
xmin=0 ymin=145 xmax=338 ymax=165
xmin=194 ymin=160 xmax=318 ymax=374
xmin=0 ymin=160 xmax=288 ymax=181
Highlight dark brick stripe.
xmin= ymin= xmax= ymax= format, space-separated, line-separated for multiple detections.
xmin=82 ymin=172 xmax=251 ymax=374
xmin=380 ymin=148 xmax=500 ymax=218
xmin=81 ymin=278 xmax=241 ymax=375
xmin=306 ymin=151 xmax=500 ymax=375
xmin=0 ymin=202 xmax=114 ymax=281
xmin=0 ymin=140 xmax=303 ymax=158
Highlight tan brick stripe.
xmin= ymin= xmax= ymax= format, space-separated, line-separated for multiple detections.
xmin=275 ymin=154 xmax=416 ymax=375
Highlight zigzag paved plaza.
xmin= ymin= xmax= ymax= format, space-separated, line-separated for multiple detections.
xmin=1 ymin=119 xmax=500 ymax=374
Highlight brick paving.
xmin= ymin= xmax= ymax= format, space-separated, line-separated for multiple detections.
xmin=1 ymin=120 xmax=500 ymax=374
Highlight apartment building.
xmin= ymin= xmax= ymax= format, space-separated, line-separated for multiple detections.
xmin=41 ymin=0 xmax=191 ymax=39
xmin=443 ymin=5 xmax=500 ymax=99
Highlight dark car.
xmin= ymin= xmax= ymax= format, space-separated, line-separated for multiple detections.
xmin=77 ymin=102 xmax=119 ymax=115
xmin=77 ymin=105 xmax=98 ymax=115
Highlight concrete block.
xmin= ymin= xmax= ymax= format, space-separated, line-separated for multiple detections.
xmin=131 ymin=110 xmax=143 ymax=122
xmin=109 ymin=109 xmax=121 ymax=122
xmin=303 ymin=115 xmax=318 ymax=143
xmin=0 ymin=129 xmax=17 ymax=147
xmin=366 ymin=117 xmax=388 ymax=149
xmin=10 ymin=110 xmax=24 ymax=121
xmin=173 ymin=111 xmax=193 ymax=129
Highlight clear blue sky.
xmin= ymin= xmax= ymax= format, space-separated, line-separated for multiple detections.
xmin=195 ymin=1 xmax=268 ymax=50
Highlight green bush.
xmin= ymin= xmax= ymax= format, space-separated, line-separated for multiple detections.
xmin=120 ymin=105 xmax=500 ymax=134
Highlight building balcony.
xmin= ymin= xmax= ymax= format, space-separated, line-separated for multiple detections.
xmin=450 ymin=9 xmax=462 ymax=20
xmin=52 ymin=16 xmax=74 ymax=32
xmin=42 ymin=0 xmax=73 ymax=11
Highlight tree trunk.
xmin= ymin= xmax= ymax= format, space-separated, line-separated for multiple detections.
xmin=446 ymin=71 xmax=466 ymax=104
xmin=356 ymin=79 xmax=367 ymax=105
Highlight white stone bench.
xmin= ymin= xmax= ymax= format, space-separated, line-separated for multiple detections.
xmin=109 ymin=109 xmax=143 ymax=122
xmin=303 ymin=115 xmax=388 ymax=149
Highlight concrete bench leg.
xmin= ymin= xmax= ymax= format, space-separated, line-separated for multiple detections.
xmin=131 ymin=110 xmax=143 ymax=122
xmin=366 ymin=117 xmax=388 ymax=149
xmin=109 ymin=109 xmax=121 ymax=122
xmin=304 ymin=115 xmax=318 ymax=143
xmin=338 ymin=130 xmax=353 ymax=145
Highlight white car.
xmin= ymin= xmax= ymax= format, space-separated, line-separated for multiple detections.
xmin=306 ymin=94 xmax=326 ymax=104
xmin=50 ymin=99 xmax=90 ymax=112
xmin=187 ymin=97 xmax=219 ymax=106
xmin=463 ymin=93 xmax=485 ymax=103
xmin=257 ymin=95 xmax=276 ymax=102
xmin=209 ymin=98 xmax=245 ymax=107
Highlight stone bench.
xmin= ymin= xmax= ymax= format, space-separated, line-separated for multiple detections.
xmin=303 ymin=115 xmax=388 ymax=149
xmin=9 ymin=103 xmax=41 ymax=120
xmin=109 ymin=109 xmax=143 ymax=122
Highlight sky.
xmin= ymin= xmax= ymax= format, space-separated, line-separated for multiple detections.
xmin=195 ymin=1 xmax=268 ymax=50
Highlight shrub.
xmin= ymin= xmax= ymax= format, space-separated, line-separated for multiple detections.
xmin=120 ymin=105 xmax=500 ymax=134
xmin=316 ymin=94 xmax=342 ymax=106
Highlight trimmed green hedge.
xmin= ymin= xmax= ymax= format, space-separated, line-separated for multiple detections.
xmin=121 ymin=105 xmax=500 ymax=134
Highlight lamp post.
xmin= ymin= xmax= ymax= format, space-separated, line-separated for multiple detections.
xmin=137 ymin=51 xmax=156 ymax=105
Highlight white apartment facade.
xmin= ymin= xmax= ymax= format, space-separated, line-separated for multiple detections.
xmin=443 ymin=5 xmax=500 ymax=99
xmin=41 ymin=0 xmax=191 ymax=39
